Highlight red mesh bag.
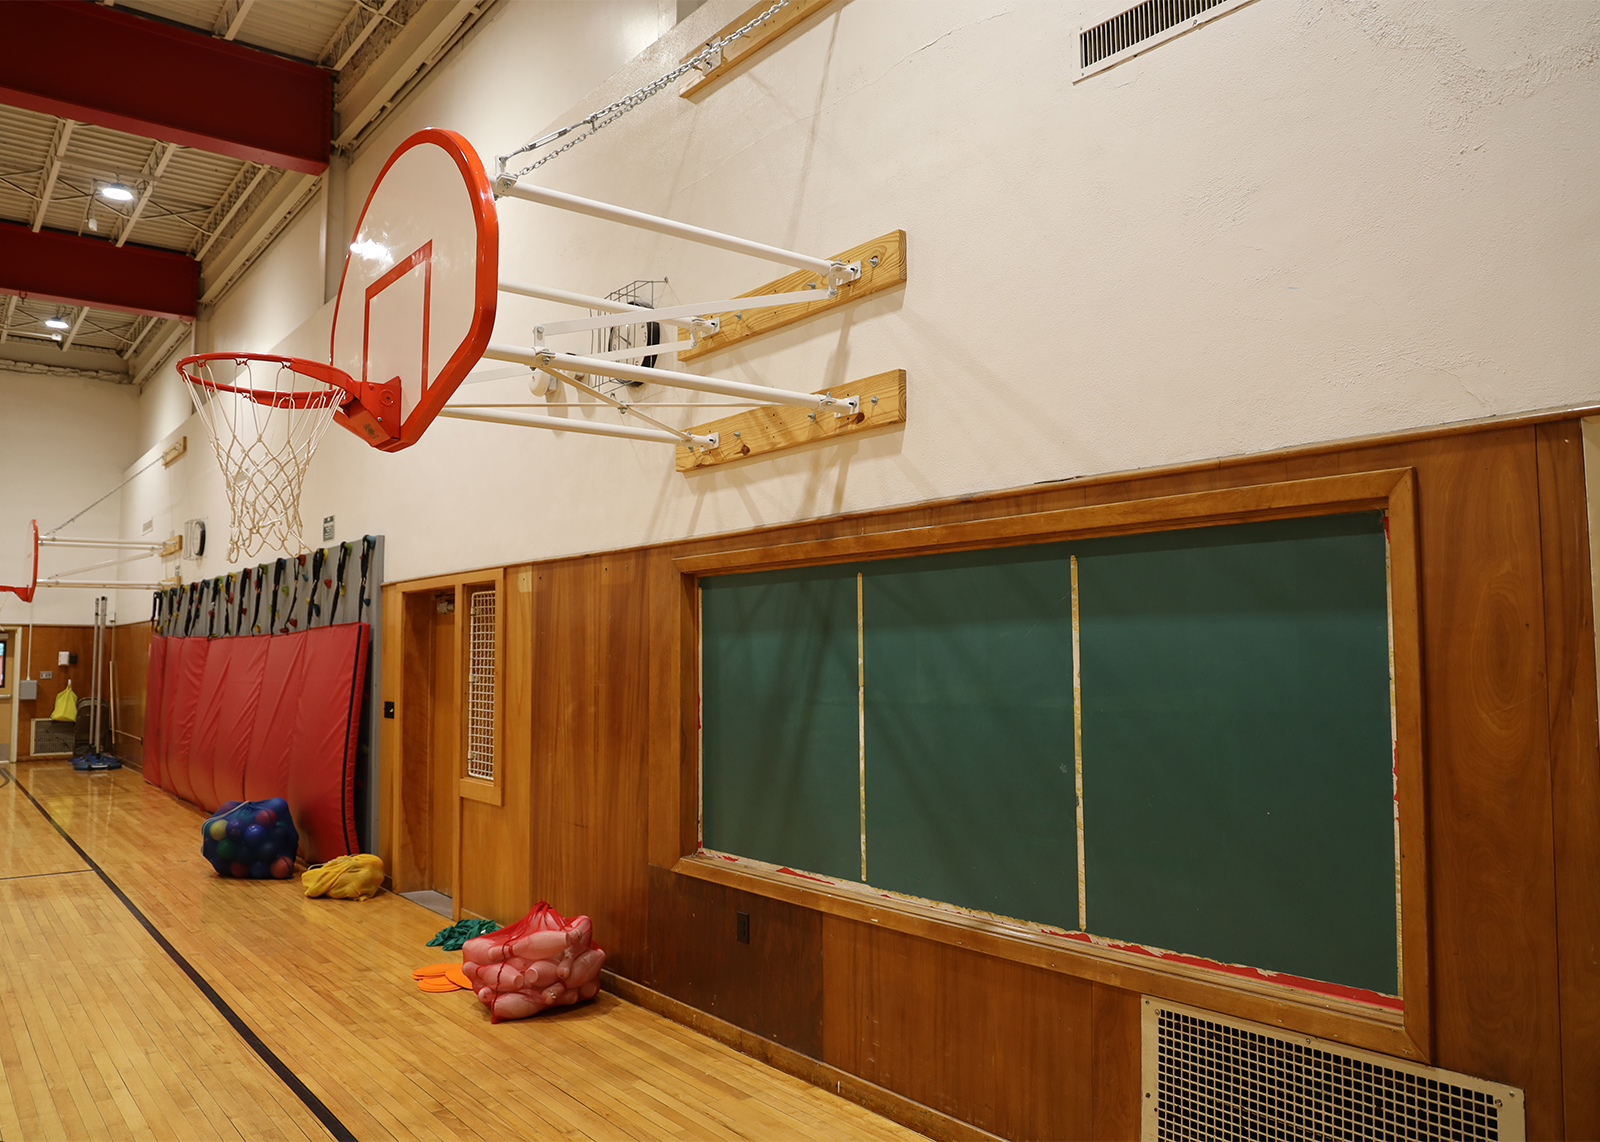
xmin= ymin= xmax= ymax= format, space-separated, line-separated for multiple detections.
xmin=460 ymin=901 xmax=606 ymax=1022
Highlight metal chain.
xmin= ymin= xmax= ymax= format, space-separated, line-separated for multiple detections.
xmin=497 ymin=0 xmax=792 ymax=184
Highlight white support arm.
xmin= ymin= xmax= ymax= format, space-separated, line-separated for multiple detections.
xmin=438 ymin=406 xmax=716 ymax=449
xmin=498 ymin=279 xmax=699 ymax=332
xmin=533 ymin=289 xmax=826 ymax=339
xmin=41 ymin=579 xmax=168 ymax=590
xmin=39 ymin=535 xmax=166 ymax=553
xmin=483 ymin=343 xmax=859 ymax=417
xmin=495 ymin=180 xmax=859 ymax=286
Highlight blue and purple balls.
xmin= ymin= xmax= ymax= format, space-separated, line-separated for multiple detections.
xmin=201 ymin=799 xmax=297 ymax=879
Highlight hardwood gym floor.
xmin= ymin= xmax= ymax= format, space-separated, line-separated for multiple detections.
xmin=0 ymin=762 xmax=924 ymax=1142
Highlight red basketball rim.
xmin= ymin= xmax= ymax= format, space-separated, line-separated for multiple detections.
xmin=178 ymin=353 xmax=358 ymax=409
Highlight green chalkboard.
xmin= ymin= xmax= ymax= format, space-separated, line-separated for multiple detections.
xmin=1076 ymin=513 xmax=1396 ymax=994
xmin=698 ymin=510 xmax=1398 ymax=996
xmin=701 ymin=565 xmax=861 ymax=881
xmin=861 ymin=546 xmax=1078 ymax=930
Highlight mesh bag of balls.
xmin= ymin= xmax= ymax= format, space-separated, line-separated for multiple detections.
xmin=201 ymin=799 xmax=299 ymax=879
xmin=462 ymin=901 xmax=605 ymax=1022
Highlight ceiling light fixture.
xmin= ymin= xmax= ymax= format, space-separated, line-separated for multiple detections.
xmin=99 ymin=182 xmax=134 ymax=202
xmin=44 ymin=314 xmax=70 ymax=330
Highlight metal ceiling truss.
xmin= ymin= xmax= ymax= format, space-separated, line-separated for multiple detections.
xmin=0 ymin=0 xmax=492 ymax=382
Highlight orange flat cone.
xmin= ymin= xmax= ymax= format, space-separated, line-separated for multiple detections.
xmin=444 ymin=964 xmax=470 ymax=990
xmin=411 ymin=963 xmax=456 ymax=979
xmin=417 ymin=978 xmax=461 ymax=993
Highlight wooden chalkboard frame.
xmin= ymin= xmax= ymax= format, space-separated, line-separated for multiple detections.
xmin=667 ymin=468 xmax=1431 ymax=1062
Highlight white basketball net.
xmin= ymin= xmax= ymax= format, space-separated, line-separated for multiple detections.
xmin=181 ymin=357 xmax=345 ymax=563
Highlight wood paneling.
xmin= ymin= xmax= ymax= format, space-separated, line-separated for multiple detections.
xmin=605 ymin=968 xmax=1002 ymax=1142
xmin=822 ymin=916 xmax=1093 ymax=1141
xmin=1089 ymin=984 xmax=1143 ymax=1142
xmin=12 ymin=625 xmax=99 ymax=759
xmin=524 ymin=556 xmax=652 ymax=973
xmin=647 ymin=864 xmax=824 ymax=1058
xmin=375 ymin=412 xmax=1600 ymax=1139
xmin=1537 ymin=421 xmax=1600 ymax=1138
xmin=109 ymin=620 xmax=150 ymax=767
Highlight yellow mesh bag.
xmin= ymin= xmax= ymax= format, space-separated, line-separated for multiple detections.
xmin=302 ymin=853 xmax=384 ymax=900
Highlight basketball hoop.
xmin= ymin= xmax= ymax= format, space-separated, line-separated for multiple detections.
xmin=178 ymin=353 xmax=358 ymax=562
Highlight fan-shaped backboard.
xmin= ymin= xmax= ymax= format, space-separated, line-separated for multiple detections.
xmin=331 ymin=129 xmax=498 ymax=452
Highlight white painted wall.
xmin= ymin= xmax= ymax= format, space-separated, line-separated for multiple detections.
xmin=123 ymin=0 xmax=1600 ymax=586
xmin=0 ymin=370 xmax=141 ymax=626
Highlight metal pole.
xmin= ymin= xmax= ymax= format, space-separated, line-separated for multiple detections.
xmin=498 ymin=280 xmax=698 ymax=332
xmin=39 ymin=580 xmax=168 ymax=590
xmin=39 ymin=536 xmax=165 ymax=552
xmin=496 ymin=180 xmax=853 ymax=281
xmin=482 ymin=342 xmax=859 ymax=417
xmin=91 ymin=597 xmax=102 ymax=755
xmin=438 ymin=406 xmax=715 ymax=448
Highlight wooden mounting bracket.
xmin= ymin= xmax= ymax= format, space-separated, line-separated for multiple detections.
xmin=676 ymin=230 xmax=906 ymax=363
xmin=678 ymin=0 xmax=839 ymax=100
xmin=676 ymin=370 xmax=905 ymax=473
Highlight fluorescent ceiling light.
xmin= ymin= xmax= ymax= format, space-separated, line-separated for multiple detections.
xmin=44 ymin=314 xmax=70 ymax=330
xmin=99 ymin=183 xmax=134 ymax=202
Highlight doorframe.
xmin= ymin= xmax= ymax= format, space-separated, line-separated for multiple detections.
xmin=381 ymin=568 xmax=505 ymax=920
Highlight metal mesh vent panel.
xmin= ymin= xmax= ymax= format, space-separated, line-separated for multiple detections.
xmin=466 ymin=587 xmax=495 ymax=781
xmin=1082 ymin=0 xmax=1227 ymax=67
xmin=1147 ymin=1003 xmax=1523 ymax=1142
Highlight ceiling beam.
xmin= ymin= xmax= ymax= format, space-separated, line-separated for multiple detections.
xmin=31 ymin=118 xmax=75 ymax=232
xmin=0 ymin=1 xmax=331 ymax=174
xmin=0 ymin=222 xmax=198 ymax=320
xmin=199 ymin=170 xmax=319 ymax=305
xmin=333 ymin=0 xmax=479 ymax=148
xmin=116 ymin=141 xmax=177 ymax=248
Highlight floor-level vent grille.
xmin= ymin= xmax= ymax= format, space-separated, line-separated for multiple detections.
xmin=1078 ymin=0 xmax=1251 ymax=80
xmin=1142 ymin=1000 xmax=1525 ymax=1141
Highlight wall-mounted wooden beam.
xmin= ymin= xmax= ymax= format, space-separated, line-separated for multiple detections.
xmin=677 ymin=230 xmax=906 ymax=363
xmin=676 ymin=369 xmax=905 ymax=473
xmin=679 ymin=0 xmax=838 ymax=100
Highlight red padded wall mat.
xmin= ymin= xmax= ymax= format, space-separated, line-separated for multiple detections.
xmin=143 ymin=624 xmax=368 ymax=863
xmin=212 ymin=636 xmax=269 ymax=806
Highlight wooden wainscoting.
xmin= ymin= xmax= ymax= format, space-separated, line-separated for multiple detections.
xmin=379 ymin=408 xmax=1600 ymax=1140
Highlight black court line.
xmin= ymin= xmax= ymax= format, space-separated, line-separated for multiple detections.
xmin=0 ymin=869 xmax=96 ymax=883
xmin=12 ymin=773 xmax=358 ymax=1142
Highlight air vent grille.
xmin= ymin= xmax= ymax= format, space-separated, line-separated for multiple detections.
xmin=1078 ymin=0 xmax=1252 ymax=80
xmin=1142 ymin=1000 xmax=1525 ymax=1141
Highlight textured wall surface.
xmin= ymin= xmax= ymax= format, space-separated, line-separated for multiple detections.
xmin=110 ymin=0 xmax=1599 ymax=585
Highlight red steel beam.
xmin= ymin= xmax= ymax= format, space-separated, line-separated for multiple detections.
xmin=0 ymin=1 xmax=331 ymax=174
xmin=0 ymin=221 xmax=198 ymax=319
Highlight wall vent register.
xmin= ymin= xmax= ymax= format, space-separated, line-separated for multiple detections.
xmin=466 ymin=587 xmax=496 ymax=781
xmin=1079 ymin=0 xmax=1254 ymax=80
xmin=1143 ymin=1000 xmax=1524 ymax=1141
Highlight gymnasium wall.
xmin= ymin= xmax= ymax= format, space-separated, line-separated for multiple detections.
xmin=0 ymin=370 xmax=140 ymax=626
xmin=380 ymin=412 xmax=1600 ymax=1139
xmin=120 ymin=0 xmax=1599 ymax=589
